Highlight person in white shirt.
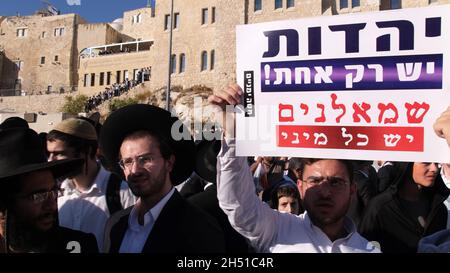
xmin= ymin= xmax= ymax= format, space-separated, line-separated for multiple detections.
xmin=47 ymin=118 xmax=136 ymax=251
xmin=208 ymin=84 xmax=380 ymax=253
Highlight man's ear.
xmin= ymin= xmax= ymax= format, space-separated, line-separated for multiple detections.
xmin=350 ymin=182 xmax=357 ymax=196
xmin=297 ymin=179 xmax=304 ymax=199
xmin=166 ymin=155 xmax=175 ymax=172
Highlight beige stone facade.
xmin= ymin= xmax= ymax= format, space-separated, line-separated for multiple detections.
xmin=77 ymin=0 xmax=450 ymax=96
xmin=0 ymin=50 xmax=3 ymax=84
xmin=1 ymin=0 xmax=449 ymax=106
xmin=0 ymin=14 xmax=86 ymax=95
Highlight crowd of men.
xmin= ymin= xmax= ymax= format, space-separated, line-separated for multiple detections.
xmin=0 ymin=83 xmax=449 ymax=253
xmin=84 ymin=67 xmax=151 ymax=112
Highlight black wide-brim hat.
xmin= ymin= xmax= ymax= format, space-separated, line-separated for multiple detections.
xmin=194 ymin=139 xmax=221 ymax=184
xmin=0 ymin=128 xmax=84 ymax=181
xmin=99 ymin=104 xmax=196 ymax=185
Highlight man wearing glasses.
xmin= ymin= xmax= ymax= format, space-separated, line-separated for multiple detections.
xmin=209 ymin=84 xmax=380 ymax=253
xmin=0 ymin=128 xmax=98 ymax=253
xmin=100 ymin=104 xmax=225 ymax=253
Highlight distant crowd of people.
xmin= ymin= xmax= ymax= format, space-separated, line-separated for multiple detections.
xmin=84 ymin=67 xmax=151 ymax=113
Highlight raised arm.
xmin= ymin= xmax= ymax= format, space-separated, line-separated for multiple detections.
xmin=208 ymin=84 xmax=280 ymax=252
xmin=433 ymin=106 xmax=450 ymax=147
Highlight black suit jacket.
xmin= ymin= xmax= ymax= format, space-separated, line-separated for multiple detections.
xmin=187 ymin=184 xmax=251 ymax=253
xmin=105 ymin=190 xmax=225 ymax=253
xmin=48 ymin=226 xmax=98 ymax=253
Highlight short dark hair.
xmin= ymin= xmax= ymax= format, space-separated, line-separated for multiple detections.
xmin=300 ymin=158 xmax=354 ymax=183
xmin=288 ymin=157 xmax=303 ymax=171
xmin=47 ymin=130 xmax=98 ymax=159
xmin=269 ymin=183 xmax=301 ymax=211
xmin=120 ymin=130 xmax=174 ymax=160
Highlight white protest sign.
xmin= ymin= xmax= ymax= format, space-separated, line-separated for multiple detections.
xmin=235 ymin=5 xmax=450 ymax=163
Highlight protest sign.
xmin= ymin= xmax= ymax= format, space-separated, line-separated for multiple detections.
xmin=235 ymin=5 xmax=450 ymax=163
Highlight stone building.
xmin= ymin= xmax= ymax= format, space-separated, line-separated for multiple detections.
xmin=0 ymin=14 xmax=87 ymax=95
xmin=1 ymin=0 xmax=449 ymax=97
xmin=76 ymin=0 xmax=450 ymax=96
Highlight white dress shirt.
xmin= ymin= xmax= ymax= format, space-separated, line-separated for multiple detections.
xmin=58 ymin=165 xmax=137 ymax=251
xmin=119 ymin=188 xmax=175 ymax=253
xmin=441 ymin=168 xmax=450 ymax=228
xmin=216 ymin=138 xmax=380 ymax=253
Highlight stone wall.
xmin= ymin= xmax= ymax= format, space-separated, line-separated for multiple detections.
xmin=0 ymin=93 xmax=71 ymax=113
xmin=0 ymin=112 xmax=77 ymax=133
xmin=77 ymin=23 xmax=121 ymax=54
xmin=0 ymin=51 xmax=3 ymax=84
xmin=122 ymin=8 xmax=154 ymax=41
xmin=0 ymin=14 xmax=82 ymax=93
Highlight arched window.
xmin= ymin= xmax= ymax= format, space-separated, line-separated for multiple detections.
xmin=201 ymin=51 xmax=208 ymax=71
xmin=210 ymin=50 xmax=215 ymax=70
xmin=179 ymin=54 xmax=186 ymax=73
xmin=171 ymin=54 xmax=177 ymax=74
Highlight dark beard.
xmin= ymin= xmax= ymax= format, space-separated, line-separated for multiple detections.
xmin=7 ymin=215 xmax=56 ymax=253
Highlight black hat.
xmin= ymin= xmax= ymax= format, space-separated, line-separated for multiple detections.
xmin=0 ymin=128 xmax=84 ymax=181
xmin=194 ymin=139 xmax=221 ymax=184
xmin=99 ymin=104 xmax=195 ymax=185
xmin=0 ymin=117 xmax=29 ymax=130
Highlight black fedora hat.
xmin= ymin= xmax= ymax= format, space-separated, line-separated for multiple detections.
xmin=194 ymin=139 xmax=221 ymax=184
xmin=0 ymin=116 xmax=29 ymax=130
xmin=0 ymin=128 xmax=84 ymax=181
xmin=99 ymin=104 xmax=195 ymax=185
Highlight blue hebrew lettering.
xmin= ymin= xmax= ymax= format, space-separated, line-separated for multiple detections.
xmin=376 ymin=20 xmax=414 ymax=51
xmin=329 ymin=23 xmax=366 ymax=53
xmin=262 ymin=29 xmax=299 ymax=58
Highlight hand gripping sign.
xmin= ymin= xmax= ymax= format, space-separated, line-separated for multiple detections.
xmin=236 ymin=5 xmax=450 ymax=163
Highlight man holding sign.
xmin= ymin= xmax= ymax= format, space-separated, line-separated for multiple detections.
xmin=209 ymin=4 xmax=450 ymax=253
xmin=209 ymin=84 xmax=379 ymax=253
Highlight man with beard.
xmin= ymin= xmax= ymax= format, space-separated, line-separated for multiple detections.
xmin=208 ymin=84 xmax=379 ymax=252
xmin=101 ymin=104 xmax=225 ymax=253
xmin=0 ymin=128 xmax=98 ymax=253
xmin=47 ymin=118 xmax=136 ymax=251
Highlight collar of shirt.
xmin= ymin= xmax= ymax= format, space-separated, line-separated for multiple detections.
xmin=303 ymin=212 xmax=355 ymax=243
xmin=60 ymin=165 xmax=109 ymax=196
xmin=441 ymin=168 xmax=450 ymax=189
xmin=128 ymin=187 xmax=175 ymax=231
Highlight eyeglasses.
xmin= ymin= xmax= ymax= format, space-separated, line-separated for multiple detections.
xmin=118 ymin=153 xmax=161 ymax=170
xmin=17 ymin=188 xmax=61 ymax=204
xmin=303 ymin=176 xmax=350 ymax=190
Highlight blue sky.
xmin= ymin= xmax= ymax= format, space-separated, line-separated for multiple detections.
xmin=1 ymin=0 xmax=151 ymax=23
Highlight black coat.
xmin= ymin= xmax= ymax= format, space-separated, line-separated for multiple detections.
xmin=48 ymin=226 xmax=98 ymax=253
xmin=347 ymin=168 xmax=377 ymax=227
xmin=359 ymin=163 xmax=450 ymax=253
xmin=187 ymin=184 xmax=252 ymax=253
xmin=105 ymin=190 xmax=225 ymax=253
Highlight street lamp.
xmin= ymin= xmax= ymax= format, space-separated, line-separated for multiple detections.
xmin=166 ymin=0 xmax=174 ymax=112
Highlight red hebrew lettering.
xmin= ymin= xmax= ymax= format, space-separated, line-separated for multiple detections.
xmin=352 ymin=102 xmax=371 ymax=123
xmin=377 ymin=103 xmax=399 ymax=124
xmin=278 ymin=103 xmax=294 ymax=122
xmin=331 ymin=93 xmax=346 ymax=123
xmin=315 ymin=104 xmax=326 ymax=123
xmin=300 ymin=103 xmax=309 ymax=115
xmin=405 ymin=102 xmax=430 ymax=124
